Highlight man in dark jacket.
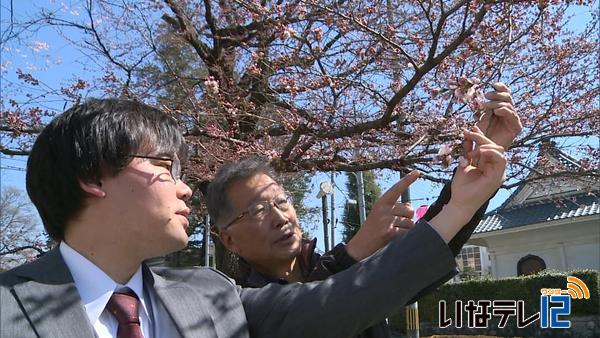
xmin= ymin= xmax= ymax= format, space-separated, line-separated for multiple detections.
xmin=207 ymin=83 xmax=521 ymax=338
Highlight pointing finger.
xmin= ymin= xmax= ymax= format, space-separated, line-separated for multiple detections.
xmin=377 ymin=170 xmax=420 ymax=206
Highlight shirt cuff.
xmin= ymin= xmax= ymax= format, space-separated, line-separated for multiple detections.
xmin=330 ymin=243 xmax=358 ymax=269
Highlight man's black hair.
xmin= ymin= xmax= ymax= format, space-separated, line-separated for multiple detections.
xmin=206 ymin=156 xmax=277 ymax=229
xmin=26 ymin=98 xmax=187 ymax=241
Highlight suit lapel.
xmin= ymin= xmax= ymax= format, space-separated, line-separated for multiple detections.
xmin=12 ymin=248 xmax=95 ymax=338
xmin=145 ymin=267 xmax=218 ymax=338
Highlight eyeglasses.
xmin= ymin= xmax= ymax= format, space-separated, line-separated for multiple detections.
xmin=128 ymin=155 xmax=185 ymax=183
xmin=223 ymin=193 xmax=293 ymax=229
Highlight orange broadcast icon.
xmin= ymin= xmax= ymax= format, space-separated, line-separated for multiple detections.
xmin=564 ymin=276 xmax=590 ymax=300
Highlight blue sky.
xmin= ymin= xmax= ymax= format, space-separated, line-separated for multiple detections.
xmin=0 ymin=1 xmax=595 ymax=251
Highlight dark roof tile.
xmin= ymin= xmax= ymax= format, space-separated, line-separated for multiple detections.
xmin=475 ymin=193 xmax=599 ymax=234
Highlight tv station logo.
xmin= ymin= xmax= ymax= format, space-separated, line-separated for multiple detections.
xmin=439 ymin=276 xmax=591 ymax=329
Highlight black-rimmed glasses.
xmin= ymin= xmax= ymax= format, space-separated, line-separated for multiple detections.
xmin=128 ymin=155 xmax=184 ymax=183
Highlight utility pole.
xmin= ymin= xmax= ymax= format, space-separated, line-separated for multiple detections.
xmin=356 ymin=171 xmax=367 ymax=224
xmin=400 ymin=170 xmax=418 ymax=338
xmin=353 ymin=148 xmax=367 ymax=225
xmin=330 ymin=171 xmax=336 ymax=249
xmin=204 ymin=214 xmax=211 ymax=267
xmin=317 ymin=181 xmax=333 ymax=252
xmin=400 ymin=172 xmax=411 ymax=203
xmin=321 ymin=195 xmax=329 ymax=252
xmin=385 ymin=0 xmax=418 ymax=335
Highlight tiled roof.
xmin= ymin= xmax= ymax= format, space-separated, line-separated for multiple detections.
xmin=495 ymin=142 xmax=585 ymax=211
xmin=546 ymin=142 xmax=581 ymax=171
xmin=474 ymin=193 xmax=600 ymax=234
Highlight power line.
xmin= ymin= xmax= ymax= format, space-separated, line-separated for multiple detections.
xmin=0 ymin=156 xmax=28 ymax=163
xmin=335 ymin=175 xmax=438 ymax=205
xmin=0 ymin=165 xmax=26 ymax=172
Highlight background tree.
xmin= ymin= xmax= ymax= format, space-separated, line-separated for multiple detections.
xmin=280 ymin=171 xmax=318 ymax=227
xmin=0 ymin=187 xmax=49 ymax=270
xmin=2 ymin=0 xmax=597 ymax=185
xmin=341 ymin=171 xmax=382 ymax=242
xmin=138 ymin=20 xmax=209 ymax=115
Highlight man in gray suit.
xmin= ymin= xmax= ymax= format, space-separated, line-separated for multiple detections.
xmin=0 ymin=98 xmax=510 ymax=337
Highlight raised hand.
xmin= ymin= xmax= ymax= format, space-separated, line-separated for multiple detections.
xmin=453 ymin=126 xmax=507 ymax=208
xmin=430 ymin=127 xmax=507 ymax=243
xmin=345 ymin=170 xmax=420 ymax=261
xmin=476 ymin=82 xmax=522 ymax=150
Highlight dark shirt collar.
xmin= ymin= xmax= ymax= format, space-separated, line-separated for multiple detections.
xmin=244 ymin=238 xmax=317 ymax=288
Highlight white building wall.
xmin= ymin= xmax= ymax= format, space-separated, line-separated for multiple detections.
xmin=566 ymin=242 xmax=600 ymax=270
xmin=469 ymin=217 xmax=599 ymax=278
xmin=494 ymin=247 xmax=563 ymax=278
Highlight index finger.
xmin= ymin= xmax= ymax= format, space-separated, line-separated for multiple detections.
xmin=377 ymin=170 xmax=420 ymax=205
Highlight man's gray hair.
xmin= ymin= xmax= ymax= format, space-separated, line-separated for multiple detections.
xmin=207 ymin=156 xmax=277 ymax=230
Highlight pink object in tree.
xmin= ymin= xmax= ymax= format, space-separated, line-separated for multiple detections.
xmin=415 ymin=205 xmax=429 ymax=221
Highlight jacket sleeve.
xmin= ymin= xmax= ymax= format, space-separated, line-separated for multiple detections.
xmin=405 ymin=180 xmax=492 ymax=304
xmin=307 ymin=244 xmax=392 ymax=337
xmin=308 ymin=178 xmax=492 ymax=307
xmin=241 ymin=220 xmax=456 ymax=338
xmin=423 ymin=181 xmax=490 ymax=256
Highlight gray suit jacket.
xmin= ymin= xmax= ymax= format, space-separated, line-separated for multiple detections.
xmin=1 ymin=221 xmax=455 ymax=338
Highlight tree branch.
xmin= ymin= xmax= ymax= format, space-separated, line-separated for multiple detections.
xmin=0 ymin=245 xmax=45 ymax=256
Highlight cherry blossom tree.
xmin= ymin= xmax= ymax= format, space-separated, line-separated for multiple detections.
xmin=1 ymin=0 xmax=598 ymax=188
xmin=0 ymin=187 xmax=49 ymax=270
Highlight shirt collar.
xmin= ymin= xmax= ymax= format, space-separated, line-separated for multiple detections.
xmin=59 ymin=241 xmax=151 ymax=326
xmin=244 ymin=237 xmax=317 ymax=287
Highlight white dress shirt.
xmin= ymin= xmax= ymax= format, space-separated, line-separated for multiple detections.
xmin=59 ymin=242 xmax=180 ymax=338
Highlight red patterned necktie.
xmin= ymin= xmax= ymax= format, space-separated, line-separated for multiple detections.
xmin=106 ymin=290 xmax=145 ymax=338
